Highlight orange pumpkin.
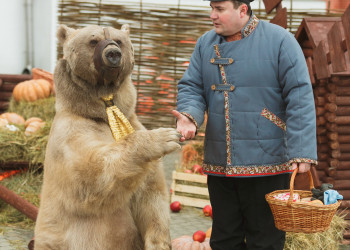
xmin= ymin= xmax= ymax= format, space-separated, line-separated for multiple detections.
xmin=171 ymin=235 xmax=211 ymax=250
xmin=0 ymin=118 xmax=8 ymax=127
xmin=12 ymin=79 xmax=51 ymax=102
xmin=0 ymin=112 xmax=25 ymax=125
xmin=25 ymin=118 xmax=45 ymax=136
xmin=25 ymin=117 xmax=43 ymax=127
xmin=32 ymin=68 xmax=55 ymax=95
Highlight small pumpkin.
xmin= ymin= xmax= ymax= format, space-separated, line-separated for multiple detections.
xmin=25 ymin=117 xmax=43 ymax=127
xmin=12 ymin=79 xmax=51 ymax=102
xmin=32 ymin=67 xmax=55 ymax=95
xmin=0 ymin=112 xmax=25 ymax=125
xmin=0 ymin=118 xmax=8 ymax=127
xmin=171 ymin=235 xmax=211 ymax=250
xmin=25 ymin=118 xmax=45 ymax=136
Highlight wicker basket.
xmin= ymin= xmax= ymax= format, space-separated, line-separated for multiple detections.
xmin=265 ymin=168 xmax=341 ymax=233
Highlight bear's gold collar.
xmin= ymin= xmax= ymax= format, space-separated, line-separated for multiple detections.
xmin=101 ymin=94 xmax=134 ymax=141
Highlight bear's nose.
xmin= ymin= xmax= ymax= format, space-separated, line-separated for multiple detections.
xmin=105 ymin=48 xmax=122 ymax=66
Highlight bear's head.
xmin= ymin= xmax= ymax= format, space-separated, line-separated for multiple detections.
xmin=57 ymin=24 xmax=134 ymax=92
xmin=54 ymin=24 xmax=137 ymax=120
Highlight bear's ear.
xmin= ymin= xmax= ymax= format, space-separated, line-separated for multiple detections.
xmin=121 ymin=24 xmax=130 ymax=36
xmin=57 ymin=24 xmax=75 ymax=45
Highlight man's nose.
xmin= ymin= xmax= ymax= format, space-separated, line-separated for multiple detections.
xmin=210 ymin=11 xmax=218 ymax=20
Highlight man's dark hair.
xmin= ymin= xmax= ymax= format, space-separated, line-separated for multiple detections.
xmin=230 ymin=0 xmax=252 ymax=16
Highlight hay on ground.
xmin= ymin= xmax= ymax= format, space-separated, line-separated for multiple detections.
xmin=284 ymin=211 xmax=348 ymax=250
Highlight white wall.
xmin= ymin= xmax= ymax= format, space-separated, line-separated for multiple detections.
xmin=32 ymin=0 xmax=57 ymax=73
xmin=0 ymin=0 xmax=57 ymax=75
xmin=0 ymin=0 xmax=27 ymax=74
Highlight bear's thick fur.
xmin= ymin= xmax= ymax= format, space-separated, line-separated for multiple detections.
xmin=34 ymin=24 xmax=180 ymax=250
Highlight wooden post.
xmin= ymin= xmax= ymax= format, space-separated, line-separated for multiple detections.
xmin=0 ymin=183 xmax=38 ymax=221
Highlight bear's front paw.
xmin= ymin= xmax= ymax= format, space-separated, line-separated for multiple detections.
xmin=149 ymin=128 xmax=181 ymax=156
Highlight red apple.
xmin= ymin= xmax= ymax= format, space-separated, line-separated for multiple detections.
xmin=192 ymin=164 xmax=203 ymax=174
xmin=192 ymin=230 xmax=206 ymax=243
xmin=203 ymin=205 xmax=212 ymax=217
xmin=184 ymin=169 xmax=193 ymax=174
xmin=170 ymin=201 xmax=181 ymax=212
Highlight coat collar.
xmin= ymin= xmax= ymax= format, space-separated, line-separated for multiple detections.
xmin=219 ymin=13 xmax=259 ymax=43
xmin=242 ymin=14 xmax=259 ymax=38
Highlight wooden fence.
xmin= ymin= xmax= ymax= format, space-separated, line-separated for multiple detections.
xmin=57 ymin=0 xmax=343 ymax=129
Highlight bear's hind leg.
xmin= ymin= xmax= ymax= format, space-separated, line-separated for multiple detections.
xmin=132 ymin=168 xmax=171 ymax=250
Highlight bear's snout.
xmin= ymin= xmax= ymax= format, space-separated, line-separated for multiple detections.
xmin=105 ymin=48 xmax=122 ymax=67
xmin=103 ymin=46 xmax=122 ymax=67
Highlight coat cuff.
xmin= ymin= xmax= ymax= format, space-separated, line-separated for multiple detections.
xmin=288 ymin=158 xmax=318 ymax=166
xmin=180 ymin=112 xmax=199 ymax=130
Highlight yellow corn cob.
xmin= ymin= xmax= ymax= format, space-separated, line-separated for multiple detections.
xmin=102 ymin=94 xmax=134 ymax=141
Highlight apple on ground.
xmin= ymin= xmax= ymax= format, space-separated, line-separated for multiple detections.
xmin=170 ymin=201 xmax=182 ymax=212
xmin=192 ymin=164 xmax=203 ymax=174
xmin=203 ymin=205 xmax=212 ymax=217
xmin=192 ymin=230 xmax=206 ymax=243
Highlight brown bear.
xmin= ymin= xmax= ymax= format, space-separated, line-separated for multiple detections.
xmin=34 ymin=24 xmax=181 ymax=250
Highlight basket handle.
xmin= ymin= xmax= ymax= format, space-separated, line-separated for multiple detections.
xmin=287 ymin=167 xmax=315 ymax=207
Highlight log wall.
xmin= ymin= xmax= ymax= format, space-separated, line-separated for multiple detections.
xmin=296 ymin=5 xmax=350 ymax=243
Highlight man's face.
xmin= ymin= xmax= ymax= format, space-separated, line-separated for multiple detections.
xmin=210 ymin=1 xmax=244 ymax=36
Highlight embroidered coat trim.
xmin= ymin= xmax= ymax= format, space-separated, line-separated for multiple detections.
xmin=261 ymin=108 xmax=287 ymax=131
xmin=211 ymin=15 xmax=260 ymax=166
xmin=203 ymin=157 xmax=318 ymax=177
xmin=180 ymin=112 xmax=199 ymax=130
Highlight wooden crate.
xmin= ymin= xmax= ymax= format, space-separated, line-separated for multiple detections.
xmin=170 ymin=170 xmax=210 ymax=208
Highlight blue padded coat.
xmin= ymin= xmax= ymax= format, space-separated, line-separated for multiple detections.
xmin=176 ymin=15 xmax=318 ymax=177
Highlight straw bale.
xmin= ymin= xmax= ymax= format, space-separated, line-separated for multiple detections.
xmin=0 ymin=169 xmax=42 ymax=229
xmin=0 ymin=97 xmax=55 ymax=167
xmin=284 ymin=211 xmax=348 ymax=250
xmin=7 ymin=96 xmax=56 ymax=121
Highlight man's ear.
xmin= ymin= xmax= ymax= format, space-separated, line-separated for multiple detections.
xmin=57 ymin=24 xmax=75 ymax=45
xmin=240 ymin=4 xmax=248 ymax=17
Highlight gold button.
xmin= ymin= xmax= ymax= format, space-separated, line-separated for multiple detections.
xmin=229 ymin=58 xmax=234 ymax=64
xmin=210 ymin=58 xmax=215 ymax=63
xmin=230 ymin=85 xmax=235 ymax=91
xmin=211 ymin=85 xmax=216 ymax=90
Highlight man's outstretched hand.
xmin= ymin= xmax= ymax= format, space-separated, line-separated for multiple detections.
xmin=172 ymin=110 xmax=197 ymax=142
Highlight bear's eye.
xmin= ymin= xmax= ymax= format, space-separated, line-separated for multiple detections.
xmin=90 ymin=40 xmax=98 ymax=46
xmin=116 ymin=40 xmax=122 ymax=46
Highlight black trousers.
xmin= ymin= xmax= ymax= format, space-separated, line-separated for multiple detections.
xmin=208 ymin=174 xmax=290 ymax=250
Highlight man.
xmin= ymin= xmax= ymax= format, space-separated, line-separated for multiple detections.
xmin=172 ymin=0 xmax=318 ymax=249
